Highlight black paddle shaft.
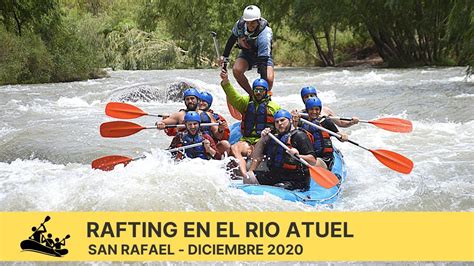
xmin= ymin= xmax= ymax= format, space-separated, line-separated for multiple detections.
xmin=30 ymin=216 xmax=50 ymax=236
xmin=210 ymin=32 xmax=227 ymax=71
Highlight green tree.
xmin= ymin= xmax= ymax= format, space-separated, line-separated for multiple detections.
xmin=0 ymin=0 xmax=107 ymax=84
xmin=445 ymin=0 xmax=473 ymax=66
xmin=139 ymin=0 xmax=248 ymax=67
xmin=290 ymin=0 xmax=352 ymax=66
xmin=352 ymin=0 xmax=472 ymax=66
xmin=0 ymin=27 xmax=53 ymax=84
xmin=0 ymin=0 xmax=60 ymax=36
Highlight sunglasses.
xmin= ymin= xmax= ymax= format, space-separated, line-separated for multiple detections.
xmin=253 ymin=87 xmax=267 ymax=93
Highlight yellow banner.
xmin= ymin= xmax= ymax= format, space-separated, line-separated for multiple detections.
xmin=0 ymin=212 xmax=472 ymax=261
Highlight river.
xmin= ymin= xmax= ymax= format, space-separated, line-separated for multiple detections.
xmin=0 ymin=67 xmax=472 ymax=212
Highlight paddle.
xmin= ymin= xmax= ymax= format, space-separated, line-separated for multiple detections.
xmin=210 ymin=31 xmax=242 ymax=120
xmin=91 ymin=142 xmax=205 ymax=171
xmin=331 ymin=116 xmax=413 ymax=133
xmin=54 ymin=234 xmax=70 ymax=251
xmin=91 ymin=155 xmax=142 ymax=171
xmin=300 ymin=118 xmax=413 ymax=174
xmin=29 ymin=216 xmax=50 ymax=238
xmin=105 ymin=102 xmax=166 ymax=119
xmin=41 ymin=216 xmax=50 ymax=224
xmin=299 ymin=113 xmax=412 ymax=133
xmin=100 ymin=121 xmax=218 ymax=138
xmin=268 ymin=133 xmax=340 ymax=189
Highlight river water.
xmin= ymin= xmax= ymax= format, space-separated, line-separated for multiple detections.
xmin=0 ymin=67 xmax=472 ymax=212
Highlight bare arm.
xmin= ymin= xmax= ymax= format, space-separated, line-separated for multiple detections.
xmin=156 ymin=111 xmax=184 ymax=129
xmin=214 ymin=119 xmax=229 ymax=141
xmin=299 ymin=153 xmax=317 ymax=165
xmin=322 ymin=106 xmax=359 ymax=128
xmin=203 ymin=135 xmax=220 ymax=159
xmin=220 ymin=70 xmax=250 ymax=113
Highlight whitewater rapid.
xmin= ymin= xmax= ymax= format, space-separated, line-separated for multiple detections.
xmin=1 ymin=67 xmax=472 ymax=212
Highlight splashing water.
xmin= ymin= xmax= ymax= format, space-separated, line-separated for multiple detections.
xmin=0 ymin=67 xmax=472 ymax=212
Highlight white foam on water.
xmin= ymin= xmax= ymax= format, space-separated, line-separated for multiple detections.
xmin=330 ymin=135 xmax=417 ymax=211
xmin=0 ymin=126 xmax=17 ymax=139
xmin=270 ymin=94 xmax=302 ymax=109
xmin=341 ymin=70 xmax=351 ymax=75
xmin=2 ymin=67 xmax=472 ymax=213
xmin=454 ymin=93 xmax=474 ymax=98
xmin=180 ymin=77 xmax=228 ymax=104
xmin=79 ymin=78 xmax=109 ymax=85
xmin=270 ymin=90 xmax=338 ymax=110
xmin=318 ymin=90 xmax=338 ymax=104
xmin=318 ymin=70 xmax=396 ymax=86
xmin=420 ymin=69 xmax=438 ymax=74
xmin=448 ymin=75 xmax=472 ymax=82
xmin=332 ymin=117 xmax=474 ymax=211
xmin=0 ymin=150 xmax=323 ymax=212
xmin=81 ymin=90 xmax=115 ymax=103
xmin=5 ymin=99 xmax=22 ymax=106
xmin=16 ymin=102 xmax=50 ymax=114
xmin=320 ymin=79 xmax=335 ymax=86
xmin=56 ymin=97 xmax=91 ymax=107
xmin=356 ymin=71 xmax=389 ymax=83
xmin=0 ymin=84 xmax=33 ymax=92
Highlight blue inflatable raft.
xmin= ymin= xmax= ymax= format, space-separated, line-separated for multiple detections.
xmin=229 ymin=122 xmax=347 ymax=206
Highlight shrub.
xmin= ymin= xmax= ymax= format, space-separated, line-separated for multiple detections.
xmin=0 ymin=28 xmax=53 ymax=85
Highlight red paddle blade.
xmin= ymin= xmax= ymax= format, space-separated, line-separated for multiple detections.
xmin=226 ymin=96 xmax=242 ymax=120
xmin=369 ymin=118 xmax=413 ymax=133
xmin=309 ymin=166 xmax=340 ymax=188
xmin=371 ymin=149 xmax=414 ymax=174
xmin=92 ymin=155 xmax=133 ymax=171
xmin=105 ymin=102 xmax=148 ymax=119
xmin=100 ymin=121 xmax=145 ymax=138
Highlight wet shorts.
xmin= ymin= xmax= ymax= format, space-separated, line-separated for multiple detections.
xmin=238 ymin=51 xmax=274 ymax=71
xmin=255 ymin=170 xmax=309 ymax=191
xmin=321 ymin=156 xmax=334 ymax=170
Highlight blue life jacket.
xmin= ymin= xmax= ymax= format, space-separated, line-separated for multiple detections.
xmin=212 ymin=113 xmax=220 ymax=121
xmin=265 ymin=131 xmax=302 ymax=170
xmin=301 ymin=118 xmax=333 ymax=158
xmin=241 ymin=100 xmax=274 ymax=137
xmin=234 ymin=18 xmax=268 ymax=51
xmin=199 ymin=111 xmax=213 ymax=136
xmin=181 ymin=133 xmax=208 ymax=160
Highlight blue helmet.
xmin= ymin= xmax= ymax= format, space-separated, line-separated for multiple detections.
xmin=183 ymin=88 xmax=200 ymax=100
xmin=184 ymin=111 xmax=201 ymax=123
xmin=252 ymin=78 xmax=269 ymax=91
xmin=274 ymin=109 xmax=292 ymax=121
xmin=305 ymin=97 xmax=322 ymax=110
xmin=198 ymin=91 xmax=213 ymax=107
xmin=300 ymin=86 xmax=317 ymax=100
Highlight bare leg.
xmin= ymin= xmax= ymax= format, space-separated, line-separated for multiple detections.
xmin=230 ymin=141 xmax=253 ymax=178
xmin=266 ymin=66 xmax=274 ymax=91
xmin=248 ymin=137 xmax=268 ymax=172
xmin=316 ymin=158 xmax=328 ymax=169
xmin=233 ymin=58 xmax=253 ymax=97
xmin=216 ymin=140 xmax=231 ymax=157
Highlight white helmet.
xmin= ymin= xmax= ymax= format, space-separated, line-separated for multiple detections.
xmin=243 ymin=5 xmax=261 ymax=21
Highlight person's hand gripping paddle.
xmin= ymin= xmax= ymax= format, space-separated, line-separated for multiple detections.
xmin=268 ymin=133 xmax=340 ymax=189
